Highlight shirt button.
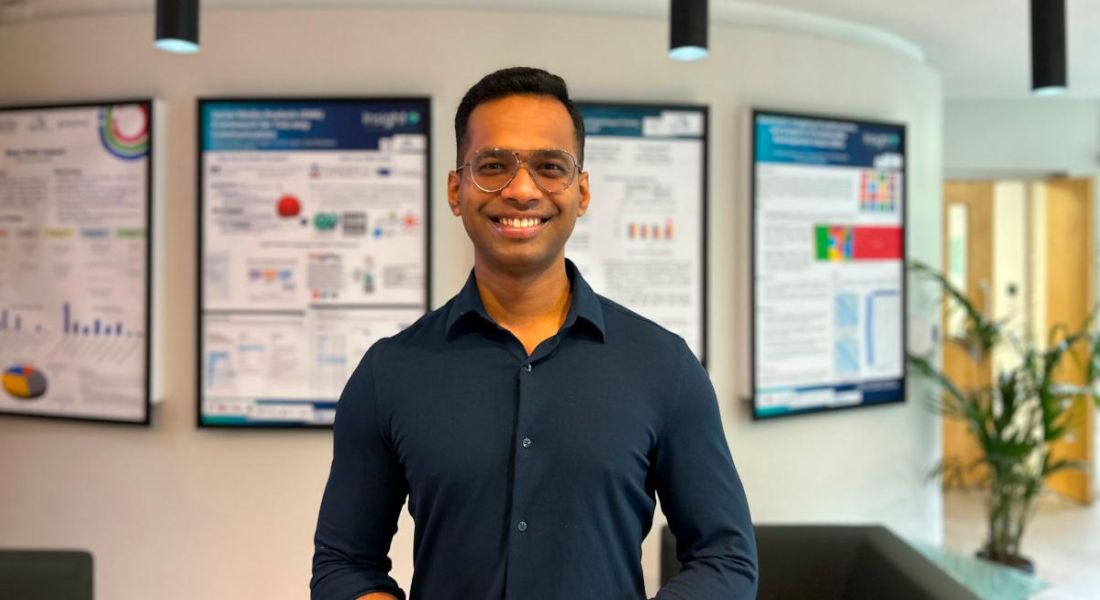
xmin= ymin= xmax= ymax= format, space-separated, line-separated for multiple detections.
xmin=522 ymin=437 xmax=532 ymax=448
xmin=523 ymin=363 xmax=532 ymax=373
xmin=517 ymin=520 xmax=528 ymax=532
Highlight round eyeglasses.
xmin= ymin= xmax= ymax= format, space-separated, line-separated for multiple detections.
xmin=457 ymin=148 xmax=581 ymax=194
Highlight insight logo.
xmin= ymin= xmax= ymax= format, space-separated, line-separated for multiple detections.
xmin=862 ymin=132 xmax=900 ymax=150
xmin=361 ymin=110 xmax=421 ymax=130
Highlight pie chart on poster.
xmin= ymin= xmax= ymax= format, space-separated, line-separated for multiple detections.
xmin=2 ymin=364 xmax=48 ymax=400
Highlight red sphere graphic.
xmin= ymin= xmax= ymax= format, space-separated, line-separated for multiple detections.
xmin=277 ymin=195 xmax=301 ymax=218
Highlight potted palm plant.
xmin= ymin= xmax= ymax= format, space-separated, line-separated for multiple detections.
xmin=907 ymin=261 xmax=1099 ymax=572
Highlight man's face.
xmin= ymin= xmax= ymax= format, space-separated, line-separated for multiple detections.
xmin=447 ymin=95 xmax=590 ymax=275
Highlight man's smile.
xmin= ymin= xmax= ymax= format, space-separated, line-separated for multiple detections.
xmin=489 ymin=215 xmax=552 ymax=238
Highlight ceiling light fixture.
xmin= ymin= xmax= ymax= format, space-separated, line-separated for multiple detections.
xmin=669 ymin=0 xmax=708 ymax=61
xmin=156 ymin=0 xmax=199 ymax=54
xmin=1030 ymin=0 xmax=1067 ymax=95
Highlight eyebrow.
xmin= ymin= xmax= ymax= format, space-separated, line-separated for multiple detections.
xmin=471 ymin=147 xmax=574 ymax=155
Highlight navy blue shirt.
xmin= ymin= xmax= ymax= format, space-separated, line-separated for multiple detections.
xmin=312 ymin=261 xmax=756 ymax=600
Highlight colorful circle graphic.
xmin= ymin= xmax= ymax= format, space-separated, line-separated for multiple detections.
xmin=2 ymin=364 xmax=48 ymax=400
xmin=99 ymin=104 xmax=150 ymax=160
xmin=313 ymin=212 xmax=339 ymax=231
xmin=278 ymin=195 xmax=302 ymax=218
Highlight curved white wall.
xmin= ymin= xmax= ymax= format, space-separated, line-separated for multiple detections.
xmin=945 ymin=98 xmax=1100 ymax=178
xmin=0 ymin=9 xmax=944 ymax=599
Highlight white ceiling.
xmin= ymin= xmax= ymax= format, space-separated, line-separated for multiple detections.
xmin=1 ymin=0 xmax=1097 ymax=98
xmin=746 ymin=0 xmax=1100 ymax=98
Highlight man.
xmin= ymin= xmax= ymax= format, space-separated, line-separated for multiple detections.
xmin=312 ymin=67 xmax=756 ymax=600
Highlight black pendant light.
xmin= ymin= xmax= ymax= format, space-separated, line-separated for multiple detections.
xmin=156 ymin=0 xmax=200 ymax=54
xmin=1030 ymin=0 xmax=1067 ymax=95
xmin=670 ymin=0 xmax=708 ymax=61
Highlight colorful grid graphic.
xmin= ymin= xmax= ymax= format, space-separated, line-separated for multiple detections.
xmin=815 ymin=225 xmax=853 ymax=261
xmin=816 ymin=226 xmax=903 ymax=261
xmin=860 ymin=171 xmax=899 ymax=212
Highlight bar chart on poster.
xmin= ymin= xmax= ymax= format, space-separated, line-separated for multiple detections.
xmin=0 ymin=101 xmax=153 ymax=424
xmin=751 ymin=110 xmax=906 ymax=419
xmin=198 ymin=98 xmax=430 ymax=427
xmin=568 ymin=103 xmax=707 ymax=362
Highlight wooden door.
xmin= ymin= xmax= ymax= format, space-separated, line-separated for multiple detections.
xmin=1044 ymin=177 xmax=1095 ymax=504
xmin=941 ymin=181 xmax=994 ymax=487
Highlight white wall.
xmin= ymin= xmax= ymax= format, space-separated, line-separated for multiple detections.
xmin=0 ymin=9 xmax=944 ymax=599
xmin=944 ymin=98 xmax=1100 ymax=179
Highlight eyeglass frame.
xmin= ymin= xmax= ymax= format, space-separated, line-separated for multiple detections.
xmin=455 ymin=147 xmax=584 ymax=194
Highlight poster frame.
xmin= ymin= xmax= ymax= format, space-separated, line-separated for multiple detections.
xmin=575 ymin=100 xmax=709 ymax=367
xmin=195 ymin=96 xmax=432 ymax=429
xmin=0 ymin=98 xmax=155 ymax=426
xmin=749 ymin=107 xmax=908 ymax=421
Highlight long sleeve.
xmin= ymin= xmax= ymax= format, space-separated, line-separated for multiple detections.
xmin=312 ymin=344 xmax=409 ymax=600
xmin=652 ymin=345 xmax=758 ymax=600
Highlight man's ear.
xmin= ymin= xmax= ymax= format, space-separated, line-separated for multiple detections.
xmin=577 ymin=171 xmax=591 ymax=217
xmin=447 ymin=171 xmax=462 ymax=216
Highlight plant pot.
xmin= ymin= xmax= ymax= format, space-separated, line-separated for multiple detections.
xmin=976 ymin=549 xmax=1036 ymax=574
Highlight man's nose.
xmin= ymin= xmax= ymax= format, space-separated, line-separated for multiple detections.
xmin=500 ymin=162 xmax=542 ymax=202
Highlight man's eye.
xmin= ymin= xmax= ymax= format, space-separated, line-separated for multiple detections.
xmin=478 ymin=162 xmax=507 ymax=172
xmin=537 ymin=163 xmax=567 ymax=174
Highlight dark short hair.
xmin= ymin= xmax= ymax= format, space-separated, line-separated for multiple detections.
xmin=454 ymin=66 xmax=586 ymax=167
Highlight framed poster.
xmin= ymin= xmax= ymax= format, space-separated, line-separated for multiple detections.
xmin=198 ymin=98 xmax=431 ymax=427
xmin=0 ymin=100 xmax=154 ymax=425
xmin=570 ymin=102 xmax=708 ymax=364
xmin=751 ymin=109 xmax=907 ymax=419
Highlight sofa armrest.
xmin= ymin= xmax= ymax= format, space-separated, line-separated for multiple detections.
xmin=845 ymin=526 xmax=979 ymax=600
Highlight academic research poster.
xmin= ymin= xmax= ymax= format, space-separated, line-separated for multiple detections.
xmin=751 ymin=110 xmax=906 ymax=419
xmin=0 ymin=101 xmax=153 ymax=424
xmin=198 ymin=98 xmax=430 ymax=427
xmin=570 ymin=103 xmax=707 ymax=362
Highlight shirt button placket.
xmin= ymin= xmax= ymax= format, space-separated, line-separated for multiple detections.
xmin=519 ymin=363 xmax=533 ymax=533
xmin=505 ymin=358 xmax=535 ymax=598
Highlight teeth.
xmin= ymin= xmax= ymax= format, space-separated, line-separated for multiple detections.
xmin=501 ymin=217 xmax=541 ymax=228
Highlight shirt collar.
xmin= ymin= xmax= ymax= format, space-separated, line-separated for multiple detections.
xmin=445 ymin=258 xmax=606 ymax=341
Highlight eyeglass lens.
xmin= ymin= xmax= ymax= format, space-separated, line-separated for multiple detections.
xmin=470 ymin=149 xmax=576 ymax=193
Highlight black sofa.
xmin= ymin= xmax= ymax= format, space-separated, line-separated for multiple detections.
xmin=661 ymin=524 xmax=980 ymax=600
xmin=0 ymin=549 xmax=93 ymax=600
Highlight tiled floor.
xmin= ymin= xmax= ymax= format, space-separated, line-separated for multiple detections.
xmin=944 ymin=489 xmax=1100 ymax=600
